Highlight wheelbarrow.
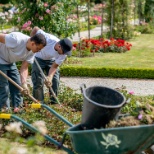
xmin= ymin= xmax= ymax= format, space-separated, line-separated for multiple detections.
xmin=1 ymin=106 xmax=154 ymax=154
xmin=0 ymin=70 xmax=154 ymax=153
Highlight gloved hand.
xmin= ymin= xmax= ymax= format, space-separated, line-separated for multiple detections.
xmin=44 ymin=76 xmax=52 ymax=88
xmin=21 ymin=83 xmax=29 ymax=95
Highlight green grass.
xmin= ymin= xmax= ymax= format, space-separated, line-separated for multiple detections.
xmin=0 ymin=138 xmax=67 ymax=154
xmin=68 ymin=34 xmax=154 ymax=69
xmin=0 ymin=24 xmax=12 ymax=30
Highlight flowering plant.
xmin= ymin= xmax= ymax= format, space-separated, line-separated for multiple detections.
xmin=73 ymin=39 xmax=93 ymax=57
xmin=11 ymin=0 xmax=78 ymax=37
xmin=107 ymin=86 xmax=154 ymax=128
xmin=0 ymin=8 xmax=14 ymax=31
xmin=89 ymin=15 xmax=102 ymax=25
xmin=73 ymin=38 xmax=132 ymax=55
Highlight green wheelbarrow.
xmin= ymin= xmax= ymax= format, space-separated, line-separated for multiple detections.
xmin=66 ymin=85 xmax=154 ymax=154
xmin=0 ymin=69 xmax=154 ymax=154
xmin=66 ymin=124 xmax=154 ymax=154
xmin=1 ymin=106 xmax=154 ymax=154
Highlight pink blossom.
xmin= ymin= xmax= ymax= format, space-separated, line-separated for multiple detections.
xmin=5 ymin=12 xmax=8 ymax=16
xmin=138 ymin=114 xmax=142 ymax=120
xmin=72 ymin=46 xmax=76 ymax=51
xmin=46 ymin=9 xmax=50 ymax=14
xmin=22 ymin=20 xmax=32 ymax=30
xmin=44 ymin=3 xmax=48 ymax=7
xmin=17 ymin=17 xmax=20 ymax=22
xmin=22 ymin=23 xmax=28 ymax=29
xmin=27 ymin=20 xmax=31 ymax=25
xmin=129 ymin=91 xmax=135 ymax=95
xmin=39 ymin=16 xmax=43 ymax=20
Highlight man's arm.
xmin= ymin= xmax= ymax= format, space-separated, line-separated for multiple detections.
xmin=48 ymin=62 xmax=59 ymax=80
xmin=20 ymin=61 xmax=29 ymax=84
xmin=44 ymin=62 xmax=59 ymax=88
xmin=0 ymin=34 xmax=6 ymax=44
xmin=30 ymin=26 xmax=40 ymax=36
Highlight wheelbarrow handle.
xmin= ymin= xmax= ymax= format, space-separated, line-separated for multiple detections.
xmin=80 ymin=83 xmax=86 ymax=94
xmin=0 ymin=70 xmax=38 ymax=103
xmin=0 ymin=114 xmax=74 ymax=154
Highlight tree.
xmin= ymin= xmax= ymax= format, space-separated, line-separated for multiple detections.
xmin=106 ymin=0 xmax=133 ymax=39
xmin=10 ymin=0 xmax=79 ymax=38
xmin=144 ymin=0 xmax=154 ymax=22
xmin=137 ymin=0 xmax=145 ymax=23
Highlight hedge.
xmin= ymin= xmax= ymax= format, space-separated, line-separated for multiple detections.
xmin=16 ymin=62 xmax=154 ymax=79
xmin=60 ymin=66 xmax=154 ymax=79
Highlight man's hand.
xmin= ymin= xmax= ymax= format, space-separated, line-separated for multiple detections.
xmin=30 ymin=26 xmax=40 ymax=36
xmin=21 ymin=83 xmax=29 ymax=95
xmin=44 ymin=76 xmax=52 ymax=88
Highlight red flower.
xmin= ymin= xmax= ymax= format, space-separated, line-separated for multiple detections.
xmin=73 ymin=38 xmax=132 ymax=53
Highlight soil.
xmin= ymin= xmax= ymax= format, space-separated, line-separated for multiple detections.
xmin=107 ymin=104 xmax=154 ymax=128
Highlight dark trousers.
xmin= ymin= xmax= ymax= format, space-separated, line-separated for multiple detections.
xmin=0 ymin=63 xmax=23 ymax=109
xmin=31 ymin=57 xmax=60 ymax=103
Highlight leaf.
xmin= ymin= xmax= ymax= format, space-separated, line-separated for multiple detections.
xmin=100 ymin=141 xmax=108 ymax=146
xmin=102 ymin=133 xmax=107 ymax=141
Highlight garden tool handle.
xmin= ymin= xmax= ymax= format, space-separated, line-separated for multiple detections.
xmin=0 ymin=70 xmax=38 ymax=103
xmin=34 ymin=58 xmax=76 ymax=113
xmin=34 ymin=58 xmax=61 ymax=105
xmin=34 ymin=58 xmax=46 ymax=79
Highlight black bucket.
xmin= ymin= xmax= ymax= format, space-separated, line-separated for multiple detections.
xmin=81 ymin=84 xmax=126 ymax=129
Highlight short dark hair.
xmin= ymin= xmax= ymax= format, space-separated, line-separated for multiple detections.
xmin=30 ymin=33 xmax=46 ymax=46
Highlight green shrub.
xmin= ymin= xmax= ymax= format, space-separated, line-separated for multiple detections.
xmin=60 ymin=66 xmax=154 ymax=79
xmin=134 ymin=24 xmax=154 ymax=34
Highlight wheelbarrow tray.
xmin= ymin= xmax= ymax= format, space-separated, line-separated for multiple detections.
xmin=66 ymin=123 xmax=154 ymax=154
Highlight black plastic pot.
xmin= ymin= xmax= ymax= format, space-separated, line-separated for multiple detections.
xmin=80 ymin=84 xmax=126 ymax=129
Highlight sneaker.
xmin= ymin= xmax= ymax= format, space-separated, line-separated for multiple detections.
xmin=13 ymin=107 xmax=24 ymax=113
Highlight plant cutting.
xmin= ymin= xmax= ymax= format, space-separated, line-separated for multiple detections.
xmin=107 ymin=86 xmax=154 ymax=128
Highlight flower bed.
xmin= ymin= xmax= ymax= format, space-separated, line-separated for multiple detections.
xmin=73 ymin=38 xmax=132 ymax=54
xmin=107 ymin=86 xmax=154 ymax=128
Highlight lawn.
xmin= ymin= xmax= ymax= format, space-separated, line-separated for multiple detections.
xmin=67 ymin=34 xmax=154 ymax=69
xmin=0 ymin=138 xmax=67 ymax=154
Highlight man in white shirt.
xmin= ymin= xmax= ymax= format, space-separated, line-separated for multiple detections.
xmin=30 ymin=27 xmax=72 ymax=104
xmin=0 ymin=32 xmax=46 ymax=112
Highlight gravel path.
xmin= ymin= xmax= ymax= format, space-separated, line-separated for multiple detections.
xmin=60 ymin=77 xmax=154 ymax=96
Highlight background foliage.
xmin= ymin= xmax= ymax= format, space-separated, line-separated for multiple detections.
xmin=10 ymin=0 xmax=79 ymax=38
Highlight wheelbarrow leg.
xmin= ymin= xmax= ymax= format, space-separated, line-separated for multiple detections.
xmin=134 ymin=133 xmax=154 ymax=154
xmin=141 ymin=145 xmax=154 ymax=154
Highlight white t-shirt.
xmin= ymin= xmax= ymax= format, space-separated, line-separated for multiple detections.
xmin=35 ymin=29 xmax=67 ymax=66
xmin=0 ymin=32 xmax=35 ymax=64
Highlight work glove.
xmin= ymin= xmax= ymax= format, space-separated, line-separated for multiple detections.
xmin=21 ymin=83 xmax=29 ymax=95
xmin=44 ymin=76 xmax=52 ymax=88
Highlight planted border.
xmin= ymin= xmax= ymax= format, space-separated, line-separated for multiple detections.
xmin=60 ymin=66 xmax=154 ymax=79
